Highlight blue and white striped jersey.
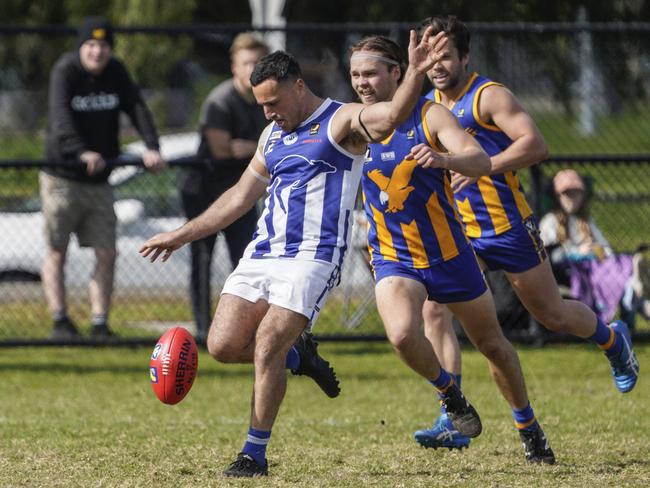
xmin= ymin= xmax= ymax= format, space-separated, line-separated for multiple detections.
xmin=243 ymin=98 xmax=365 ymax=266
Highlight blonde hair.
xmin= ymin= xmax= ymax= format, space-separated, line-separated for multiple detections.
xmin=229 ymin=32 xmax=270 ymax=59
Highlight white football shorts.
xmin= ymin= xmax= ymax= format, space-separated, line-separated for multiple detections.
xmin=220 ymin=257 xmax=341 ymax=327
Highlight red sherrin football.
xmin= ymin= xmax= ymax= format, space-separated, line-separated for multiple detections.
xmin=149 ymin=327 xmax=198 ymax=405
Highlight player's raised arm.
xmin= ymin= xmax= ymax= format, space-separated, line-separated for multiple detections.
xmin=334 ymin=28 xmax=447 ymax=147
xmin=139 ymin=150 xmax=269 ymax=263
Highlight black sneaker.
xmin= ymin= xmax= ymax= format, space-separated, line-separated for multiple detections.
xmin=291 ymin=331 xmax=340 ymax=398
xmin=48 ymin=317 xmax=81 ymax=340
xmin=90 ymin=323 xmax=116 ymax=338
xmin=441 ymin=384 xmax=482 ymax=438
xmin=223 ymin=453 xmax=268 ymax=477
xmin=519 ymin=424 xmax=556 ymax=465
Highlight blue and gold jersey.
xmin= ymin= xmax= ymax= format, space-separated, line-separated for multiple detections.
xmin=428 ymin=73 xmax=532 ymax=238
xmin=362 ymin=97 xmax=469 ymax=268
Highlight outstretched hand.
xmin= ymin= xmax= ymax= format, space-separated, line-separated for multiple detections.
xmin=139 ymin=230 xmax=185 ymax=263
xmin=407 ymin=26 xmax=448 ymax=75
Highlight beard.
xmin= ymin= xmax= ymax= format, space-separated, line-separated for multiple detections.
xmin=432 ymin=69 xmax=463 ymax=92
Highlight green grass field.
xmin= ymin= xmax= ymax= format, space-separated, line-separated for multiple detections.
xmin=1 ymin=342 xmax=648 ymax=487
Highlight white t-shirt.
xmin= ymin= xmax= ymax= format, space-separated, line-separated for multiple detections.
xmin=539 ymin=212 xmax=612 ymax=259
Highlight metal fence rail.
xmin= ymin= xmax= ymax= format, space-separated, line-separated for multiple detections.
xmin=1 ymin=156 xmax=649 ymax=345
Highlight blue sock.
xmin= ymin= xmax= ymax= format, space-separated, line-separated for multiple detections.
xmin=439 ymin=374 xmax=461 ymax=415
xmin=589 ymin=318 xmax=622 ymax=357
xmin=242 ymin=427 xmax=271 ymax=465
xmin=512 ymin=402 xmax=537 ymax=432
xmin=285 ymin=346 xmax=300 ymax=370
xmin=429 ymin=368 xmax=454 ymax=395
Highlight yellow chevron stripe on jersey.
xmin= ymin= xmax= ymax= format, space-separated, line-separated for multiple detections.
xmin=421 ymin=100 xmax=436 ymax=149
xmin=504 ymin=171 xmax=533 ymax=219
xmin=421 ymin=100 xmax=448 ymax=152
xmin=477 ymin=177 xmax=512 ymax=234
xmin=380 ymin=130 xmax=396 ymax=145
xmin=364 ymin=97 xmax=469 ymax=267
xmin=444 ymin=177 xmax=470 ymax=243
xmin=401 ymin=219 xmax=430 ymax=267
xmin=429 ymin=74 xmax=534 ymax=238
xmin=370 ymin=202 xmax=398 ymax=262
xmin=472 ymin=81 xmax=504 ymax=131
xmin=456 ymin=196 xmax=481 ymax=237
xmin=426 ymin=192 xmax=460 ymax=260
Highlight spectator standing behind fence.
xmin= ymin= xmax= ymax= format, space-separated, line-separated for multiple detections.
xmin=41 ymin=16 xmax=165 ymax=340
xmin=177 ymin=33 xmax=270 ymax=344
xmin=539 ymin=169 xmax=612 ymax=263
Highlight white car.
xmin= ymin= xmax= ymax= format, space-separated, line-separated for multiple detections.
xmin=0 ymin=133 xmax=214 ymax=290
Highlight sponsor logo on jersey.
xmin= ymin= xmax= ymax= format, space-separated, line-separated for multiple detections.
xmin=309 ymin=123 xmax=320 ymax=135
xmin=270 ymin=130 xmax=282 ymax=140
xmin=149 ymin=367 xmax=159 ymax=383
xmin=406 ymin=129 xmax=415 ymax=139
xmin=283 ymin=133 xmax=298 ymax=145
xmin=151 ymin=343 xmax=162 ymax=360
xmin=380 ymin=151 xmax=395 ymax=161
xmin=71 ymin=92 xmax=119 ymax=112
xmin=457 ymin=108 xmax=465 ymax=118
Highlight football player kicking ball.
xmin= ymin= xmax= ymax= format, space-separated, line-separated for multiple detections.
xmin=349 ymin=34 xmax=555 ymax=463
xmin=414 ymin=15 xmax=638 ymax=458
xmin=140 ymin=28 xmax=447 ymax=477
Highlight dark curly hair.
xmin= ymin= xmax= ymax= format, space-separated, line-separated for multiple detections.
xmin=250 ymin=50 xmax=302 ymax=87
xmin=419 ymin=15 xmax=470 ymax=59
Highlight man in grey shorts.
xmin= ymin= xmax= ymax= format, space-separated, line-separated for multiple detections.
xmin=42 ymin=16 xmax=165 ymax=339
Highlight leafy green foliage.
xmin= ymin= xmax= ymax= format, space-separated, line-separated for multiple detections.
xmin=110 ymin=0 xmax=196 ymax=88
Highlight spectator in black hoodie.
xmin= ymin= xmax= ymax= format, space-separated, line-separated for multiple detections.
xmin=41 ymin=16 xmax=165 ymax=340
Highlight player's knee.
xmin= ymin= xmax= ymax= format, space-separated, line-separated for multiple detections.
xmin=386 ymin=326 xmax=416 ymax=352
xmin=253 ymin=339 xmax=283 ymax=369
xmin=533 ymin=308 xmax=566 ymax=332
xmin=207 ymin=336 xmax=237 ymax=363
xmin=475 ymin=336 xmax=509 ymax=363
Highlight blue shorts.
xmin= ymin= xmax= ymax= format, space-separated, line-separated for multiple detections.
xmin=372 ymin=245 xmax=487 ymax=304
xmin=471 ymin=216 xmax=547 ymax=273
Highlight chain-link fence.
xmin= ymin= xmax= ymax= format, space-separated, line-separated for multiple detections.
xmin=1 ymin=23 xmax=649 ymax=345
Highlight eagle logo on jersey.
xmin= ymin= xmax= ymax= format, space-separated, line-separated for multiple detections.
xmin=367 ymin=158 xmax=417 ymax=213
